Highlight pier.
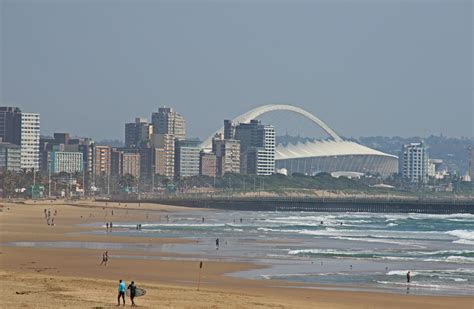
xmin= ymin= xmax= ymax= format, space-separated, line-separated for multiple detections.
xmin=103 ymin=195 xmax=474 ymax=214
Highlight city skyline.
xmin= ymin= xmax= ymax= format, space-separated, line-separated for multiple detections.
xmin=2 ymin=1 xmax=472 ymax=140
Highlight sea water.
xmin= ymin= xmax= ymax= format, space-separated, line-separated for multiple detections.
xmin=109 ymin=211 xmax=474 ymax=295
xmin=10 ymin=211 xmax=474 ymax=295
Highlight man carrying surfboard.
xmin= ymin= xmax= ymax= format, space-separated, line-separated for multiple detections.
xmin=127 ymin=281 xmax=137 ymax=306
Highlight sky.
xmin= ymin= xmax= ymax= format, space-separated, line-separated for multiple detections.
xmin=1 ymin=0 xmax=472 ymax=141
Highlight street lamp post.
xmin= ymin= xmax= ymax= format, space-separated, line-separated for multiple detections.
xmin=48 ymin=156 xmax=52 ymax=198
xmin=82 ymin=161 xmax=86 ymax=198
xmin=152 ymin=165 xmax=155 ymax=192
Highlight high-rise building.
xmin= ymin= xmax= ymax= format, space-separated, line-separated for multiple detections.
xmin=235 ymin=120 xmax=275 ymax=175
xmin=122 ymin=153 xmax=141 ymax=178
xmin=0 ymin=107 xmax=22 ymax=145
xmin=199 ymin=151 xmax=217 ymax=177
xmin=175 ymin=139 xmax=201 ymax=178
xmin=151 ymin=133 xmax=175 ymax=178
xmin=0 ymin=107 xmax=40 ymax=170
xmin=125 ymin=118 xmax=152 ymax=148
xmin=20 ymin=113 xmax=40 ymax=169
xmin=49 ymin=151 xmax=83 ymax=174
xmin=151 ymin=107 xmax=186 ymax=140
xmin=139 ymin=146 xmax=153 ymax=179
xmin=110 ymin=148 xmax=123 ymax=177
xmin=223 ymin=119 xmax=235 ymax=140
xmin=0 ymin=142 xmax=21 ymax=173
xmin=399 ymin=142 xmax=429 ymax=183
xmin=212 ymin=134 xmax=240 ymax=177
xmin=53 ymin=133 xmax=69 ymax=145
xmin=93 ymin=145 xmax=111 ymax=177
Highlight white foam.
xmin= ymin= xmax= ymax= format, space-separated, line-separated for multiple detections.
xmin=453 ymin=239 xmax=474 ymax=245
xmin=446 ymin=230 xmax=474 ymax=240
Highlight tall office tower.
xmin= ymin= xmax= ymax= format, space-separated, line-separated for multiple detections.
xmin=212 ymin=134 xmax=240 ymax=177
xmin=175 ymin=139 xmax=201 ymax=178
xmin=223 ymin=119 xmax=235 ymax=139
xmin=151 ymin=133 xmax=175 ymax=178
xmin=125 ymin=118 xmax=152 ymax=148
xmin=0 ymin=142 xmax=21 ymax=173
xmin=0 ymin=107 xmax=22 ymax=145
xmin=93 ymin=145 xmax=111 ymax=177
xmin=199 ymin=151 xmax=217 ymax=177
xmin=110 ymin=148 xmax=123 ymax=177
xmin=234 ymin=119 xmax=275 ymax=175
xmin=151 ymin=107 xmax=186 ymax=140
xmin=20 ymin=113 xmax=40 ymax=169
xmin=399 ymin=142 xmax=429 ymax=183
xmin=139 ymin=146 xmax=153 ymax=179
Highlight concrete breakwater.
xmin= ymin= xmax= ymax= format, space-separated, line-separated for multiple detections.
xmin=102 ymin=195 xmax=474 ymax=214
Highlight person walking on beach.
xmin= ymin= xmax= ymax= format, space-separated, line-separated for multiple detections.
xmin=117 ymin=279 xmax=126 ymax=306
xmin=407 ymin=271 xmax=411 ymax=283
xmin=106 ymin=222 xmax=109 ymax=231
xmin=215 ymin=238 xmax=220 ymax=250
xmin=128 ymin=281 xmax=137 ymax=306
xmin=101 ymin=251 xmax=108 ymax=266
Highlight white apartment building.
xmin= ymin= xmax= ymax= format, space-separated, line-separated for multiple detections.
xmin=20 ymin=113 xmax=40 ymax=169
xmin=399 ymin=142 xmax=428 ymax=183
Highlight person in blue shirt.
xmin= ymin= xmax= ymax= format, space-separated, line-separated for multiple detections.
xmin=117 ymin=279 xmax=126 ymax=306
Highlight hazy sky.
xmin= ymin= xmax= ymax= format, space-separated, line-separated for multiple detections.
xmin=1 ymin=0 xmax=472 ymax=141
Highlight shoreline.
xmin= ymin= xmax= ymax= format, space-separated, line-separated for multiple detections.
xmin=1 ymin=199 xmax=473 ymax=308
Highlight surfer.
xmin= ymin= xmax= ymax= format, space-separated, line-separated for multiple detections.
xmin=117 ymin=279 xmax=126 ymax=306
xmin=128 ymin=281 xmax=137 ymax=306
xmin=407 ymin=271 xmax=411 ymax=283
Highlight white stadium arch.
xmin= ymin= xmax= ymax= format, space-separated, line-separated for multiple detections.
xmin=201 ymin=104 xmax=342 ymax=149
xmin=201 ymin=104 xmax=398 ymax=177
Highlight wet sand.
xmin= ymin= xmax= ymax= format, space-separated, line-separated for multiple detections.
xmin=1 ymin=199 xmax=472 ymax=308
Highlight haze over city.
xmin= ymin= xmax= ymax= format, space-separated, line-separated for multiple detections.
xmin=2 ymin=1 xmax=472 ymax=140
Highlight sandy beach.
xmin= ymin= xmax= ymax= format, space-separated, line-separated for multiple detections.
xmin=0 ymin=200 xmax=472 ymax=308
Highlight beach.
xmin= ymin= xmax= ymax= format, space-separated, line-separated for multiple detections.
xmin=0 ymin=200 xmax=472 ymax=308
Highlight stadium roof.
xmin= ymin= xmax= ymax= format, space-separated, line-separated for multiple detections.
xmin=276 ymin=140 xmax=398 ymax=160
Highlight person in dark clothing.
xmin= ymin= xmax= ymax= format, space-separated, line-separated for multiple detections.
xmin=215 ymin=238 xmax=219 ymax=250
xmin=407 ymin=271 xmax=411 ymax=283
xmin=128 ymin=281 xmax=137 ymax=306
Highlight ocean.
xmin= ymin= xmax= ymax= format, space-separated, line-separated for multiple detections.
xmin=108 ymin=210 xmax=474 ymax=296
xmin=11 ymin=210 xmax=474 ymax=295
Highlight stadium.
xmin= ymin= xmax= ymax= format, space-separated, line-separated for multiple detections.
xmin=202 ymin=104 xmax=399 ymax=178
